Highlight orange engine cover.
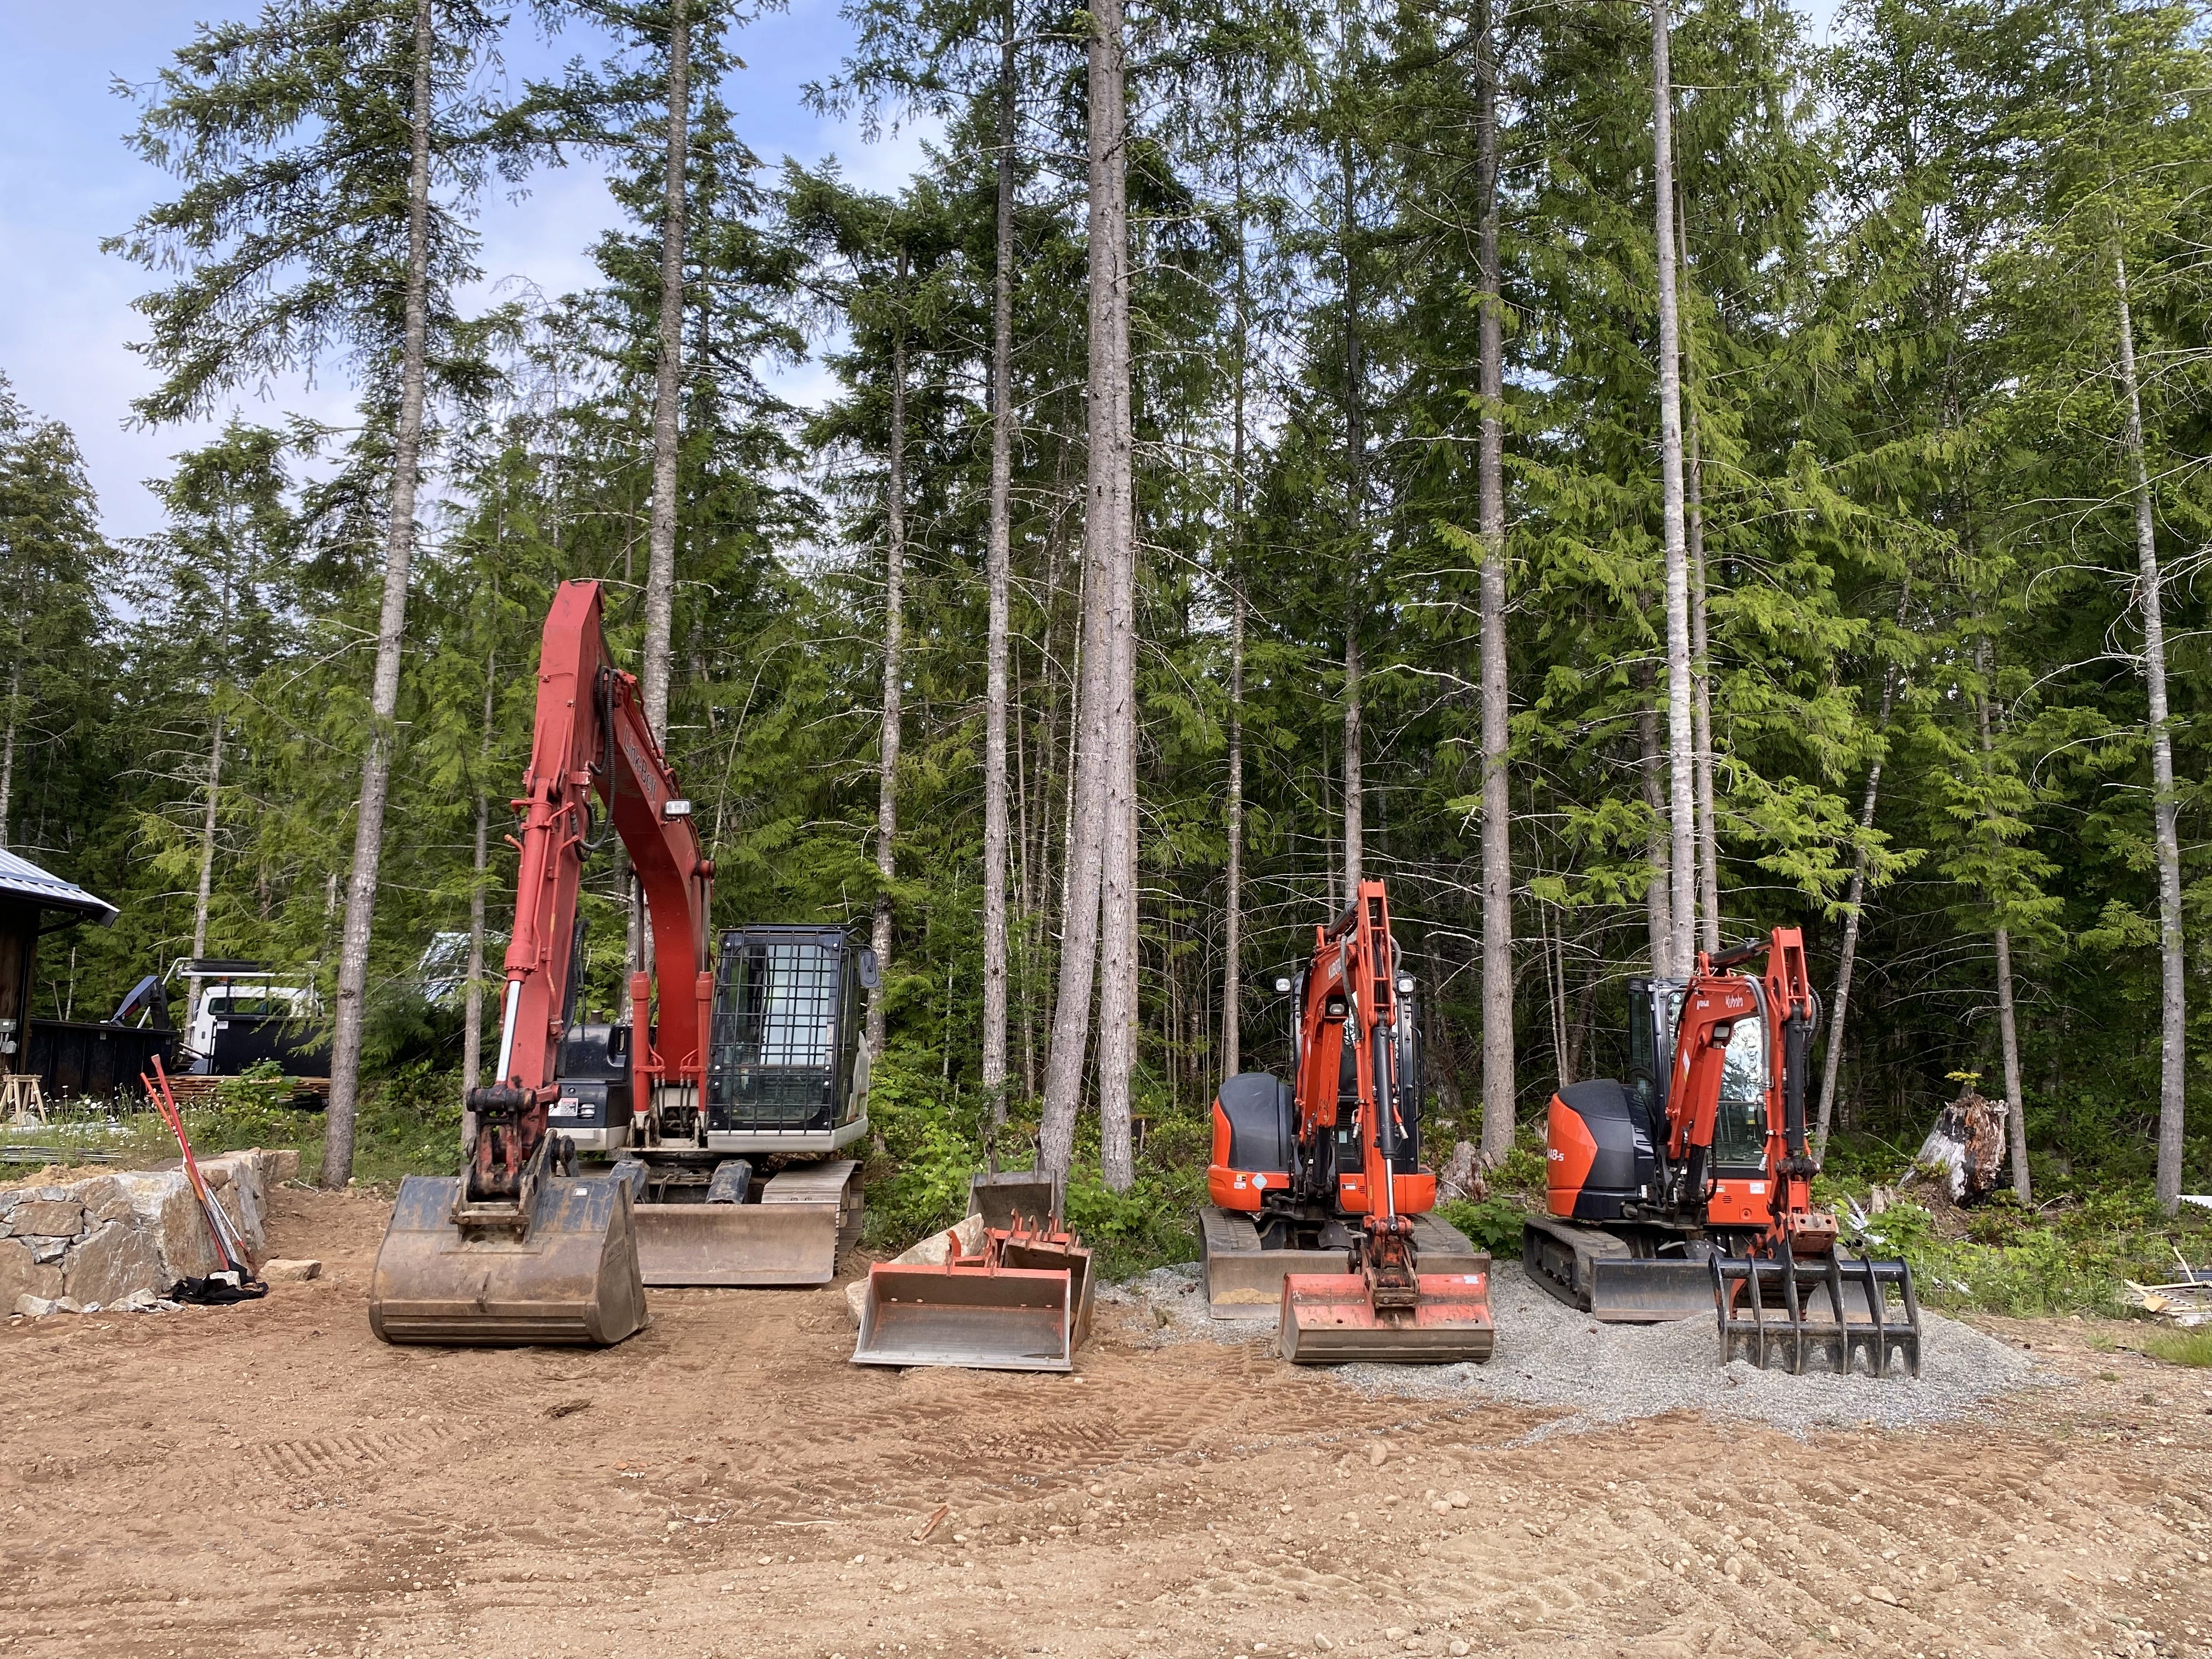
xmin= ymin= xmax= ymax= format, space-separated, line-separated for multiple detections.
xmin=1206 ymin=1099 xmax=1284 ymax=1213
xmin=1545 ymin=1091 xmax=1599 ymax=1218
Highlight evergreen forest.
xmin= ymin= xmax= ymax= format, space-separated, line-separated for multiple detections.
xmin=5 ymin=0 xmax=2210 ymax=1279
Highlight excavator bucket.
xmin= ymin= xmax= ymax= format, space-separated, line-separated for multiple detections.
xmin=852 ymin=1219 xmax=1093 ymax=1372
xmin=1712 ymin=1248 xmax=1922 ymax=1376
xmin=632 ymin=1161 xmax=863 ymax=1286
xmin=368 ymin=1172 xmax=647 ymax=1347
xmin=1278 ymin=1267 xmax=1495 ymax=1365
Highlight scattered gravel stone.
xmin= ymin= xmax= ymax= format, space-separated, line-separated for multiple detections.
xmin=1113 ymin=1255 xmax=2049 ymax=1436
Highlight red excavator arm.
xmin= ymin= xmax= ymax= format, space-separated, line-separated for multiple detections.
xmin=1290 ymin=879 xmax=1436 ymax=1223
xmin=467 ymin=579 xmax=714 ymax=1206
xmin=1661 ymin=926 xmax=1832 ymax=1256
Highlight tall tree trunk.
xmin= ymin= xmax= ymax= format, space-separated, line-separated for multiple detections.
xmin=1092 ymin=0 xmax=1138 ymax=1192
xmin=461 ymin=642 xmax=495 ymax=1138
xmin=869 ymin=247 xmax=911 ymax=1063
xmin=1686 ymin=404 xmax=1718 ymax=953
xmin=1039 ymin=479 xmax=1111 ymax=1180
xmin=640 ymin=0 xmax=691 ymax=741
xmin=981 ymin=9 xmax=1017 ymax=1121
xmin=2114 ymin=244 xmax=2185 ymax=1214
xmin=1815 ymin=585 xmax=1909 ymax=1160
xmin=188 ymin=707 xmax=225 ymax=1030
xmin=1476 ymin=0 xmax=1515 ymax=1166
xmin=1651 ymin=0 xmax=1695 ymax=979
xmin=1221 ymin=72 xmax=1250 ymax=1086
xmin=1971 ymin=637 xmax=2029 ymax=1202
xmin=1339 ymin=131 xmax=1365 ymax=898
xmin=0 ymin=652 xmax=15 ymax=851
xmin=1640 ymin=670 xmax=1673 ymax=979
xmin=322 ymin=0 xmax=436 ymax=1188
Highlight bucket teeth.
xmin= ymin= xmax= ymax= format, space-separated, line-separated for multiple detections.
xmin=1711 ymin=1246 xmax=1922 ymax=1377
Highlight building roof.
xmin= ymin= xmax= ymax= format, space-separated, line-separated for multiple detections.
xmin=0 ymin=847 xmax=119 ymax=926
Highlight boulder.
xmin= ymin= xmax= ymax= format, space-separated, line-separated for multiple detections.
xmin=64 ymin=1218 xmax=170 ymax=1307
xmin=843 ymin=1214 xmax=989 ymax=1327
xmin=262 ymin=1257 xmax=321 ymax=1282
xmin=7 ymin=1200 xmax=87 ymax=1240
xmin=0 ymin=1237 xmax=63 ymax=1306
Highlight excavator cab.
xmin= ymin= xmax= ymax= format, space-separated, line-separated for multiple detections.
xmin=622 ymin=927 xmax=872 ymax=1286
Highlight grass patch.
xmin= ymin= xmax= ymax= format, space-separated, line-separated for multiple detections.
xmin=2141 ymin=1329 xmax=2212 ymax=1367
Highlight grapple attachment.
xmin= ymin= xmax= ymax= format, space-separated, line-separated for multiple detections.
xmin=1712 ymin=1246 xmax=1922 ymax=1376
xmin=852 ymin=1217 xmax=1094 ymax=1372
xmin=368 ymin=1170 xmax=647 ymax=1347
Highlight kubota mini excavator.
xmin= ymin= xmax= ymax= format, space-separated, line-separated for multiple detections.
xmin=1204 ymin=879 xmax=1494 ymax=1364
xmin=367 ymin=579 xmax=872 ymax=1345
xmin=1525 ymin=928 xmax=1922 ymax=1375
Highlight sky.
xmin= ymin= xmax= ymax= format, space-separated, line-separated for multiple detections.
xmin=0 ymin=0 xmax=930 ymax=543
xmin=0 ymin=1 xmax=1843 ymax=546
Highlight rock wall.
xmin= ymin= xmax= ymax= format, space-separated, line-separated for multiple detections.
xmin=0 ymin=1149 xmax=298 ymax=1312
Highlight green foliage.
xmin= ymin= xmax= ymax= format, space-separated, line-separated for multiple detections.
xmin=1841 ymin=1187 xmax=2203 ymax=1319
xmin=2142 ymin=1330 xmax=2212 ymax=1368
xmin=1440 ymin=1195 xmax=1527 ymax=1260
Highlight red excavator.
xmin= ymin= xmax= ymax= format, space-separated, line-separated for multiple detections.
xmin=1204 ymin=879 xmax=1494 ymax=1364
xmin=1526 ymin=927 xmax=1922 ymax=1375
xmin=367 ymin=579 xmax=872 ymax=1345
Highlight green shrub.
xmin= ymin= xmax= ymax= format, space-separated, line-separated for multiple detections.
xmin=1440 ymin=1194 xmax=1527 ymax=1259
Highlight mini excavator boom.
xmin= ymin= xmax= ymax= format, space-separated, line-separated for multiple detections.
xmin=1206 ymin=879 xmax=1493 ymax=1364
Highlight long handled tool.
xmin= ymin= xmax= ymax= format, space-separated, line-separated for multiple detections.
xmin=143 ymin=1057 xmax=266 ymax=1302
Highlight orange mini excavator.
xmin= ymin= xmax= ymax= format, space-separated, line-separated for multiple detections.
xmin=1526 ymin=928 xmax=1922 ymax=1375
xmin=1204 ymin=879 xmax=1494 ymax=1364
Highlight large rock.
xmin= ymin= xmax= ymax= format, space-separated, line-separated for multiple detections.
xmin=64 ymin=1218 xmax=170 ymax=1307
xmin=0 ymin=1237 xmax=63 ymax=1307
xmin=0 ymin=1147 xmax=289 ymax=1305
xmin=6 ymin=1200 xmax=87 ymax=1240
xmin=843 ymin=1214 xmax=989 ymax=1327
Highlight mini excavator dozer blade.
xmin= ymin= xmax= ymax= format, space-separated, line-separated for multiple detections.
xmin=1278 ymin=1268 xmax=1496 ymax=1364
xmin=852 ymin=1217 xmax=1093 ymax=1372
xmin=1711 ymin=1244 xmax=1922 ymax=1377
xmin=368 ymin=1150 xmax=647 ymax=1347
xmin=1279 ymin=1222 xmax=1495 ymax=1366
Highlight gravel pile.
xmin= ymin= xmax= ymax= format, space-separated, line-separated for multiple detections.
xmin=1108 ymin=1258 xmax=2050 ymax=1437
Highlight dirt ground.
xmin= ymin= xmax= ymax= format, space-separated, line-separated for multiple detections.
xmin=2 ymin=1184 xmax=2208 ymax=1659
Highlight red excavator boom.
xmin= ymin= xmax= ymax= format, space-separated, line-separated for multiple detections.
xmin=470 ymin=579 xmax=713 ymax=1207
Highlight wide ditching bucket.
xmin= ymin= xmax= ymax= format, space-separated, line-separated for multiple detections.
xmin=1278 ymin=1266 xmax=1495 ymax=1365
xmin=368 ymin=1172 xmax=647 ymax=1347
xmin=1712 ymin=1247 xmax=1921 ymax=1376
xmin=852 ymin=1218 xmax=1093 ymax=1372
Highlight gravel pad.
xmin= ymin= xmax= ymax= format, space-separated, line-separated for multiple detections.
xmin=1109 ymin=1258 xmax=2048 ymax=1436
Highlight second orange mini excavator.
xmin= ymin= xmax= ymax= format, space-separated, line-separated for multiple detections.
xmin=1205 ymin=879 xmax=1495 ymax=1364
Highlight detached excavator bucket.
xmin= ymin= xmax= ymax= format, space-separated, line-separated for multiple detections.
xmin=851 ymin=1220 xmax=1093 ymax=1372
xmin=1712 ymin=1248 xmax=1922 ymax=1377
xmin=368 ymin=1172 xmax=647 ymax=1347
xmin=1278 ymin=1267 xmax=1495 ymax=1365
